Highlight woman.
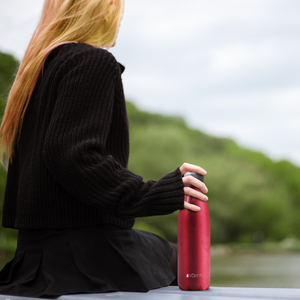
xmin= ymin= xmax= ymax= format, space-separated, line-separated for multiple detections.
xmin=0 ymin=0 xmax=208 ymax=297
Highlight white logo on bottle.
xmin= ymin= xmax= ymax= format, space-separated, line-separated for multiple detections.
xmin=186 ymin=273 xmax=203 ymax=278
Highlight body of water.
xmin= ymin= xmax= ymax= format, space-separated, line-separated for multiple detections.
xmin=211 ymin=253 xmax=300 ymax=288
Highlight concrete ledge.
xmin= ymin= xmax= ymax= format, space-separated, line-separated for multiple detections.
xmin=2 ymin=286 xmax=300 ymax=300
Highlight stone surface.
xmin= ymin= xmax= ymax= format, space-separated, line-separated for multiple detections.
xmin=1 ymin=286 xmax=300 ymax=300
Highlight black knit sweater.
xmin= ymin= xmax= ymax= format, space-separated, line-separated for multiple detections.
xmin=2 ymin=43 xmax=184 ymax=229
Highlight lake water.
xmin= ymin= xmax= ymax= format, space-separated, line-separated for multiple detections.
xmin=211 ymin=253 xmax=300 ymax=288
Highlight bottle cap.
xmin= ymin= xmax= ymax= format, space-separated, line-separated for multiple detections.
xmin=184 ymin=171 xmax=204 ymax=183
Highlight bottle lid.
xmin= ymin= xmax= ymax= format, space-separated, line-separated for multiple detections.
xmin=184 ymin=171 xmax=204 ymax=183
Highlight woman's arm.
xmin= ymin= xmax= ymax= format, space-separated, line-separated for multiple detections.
xmin=43 ymin=47 xmax=186 ymax=219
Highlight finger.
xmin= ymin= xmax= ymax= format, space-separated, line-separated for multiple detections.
xmin=184 ymin=186 xmax=209 ymax=201
xmin=184 ymin=201 xmax=200 ymax=212
xmin=182 ymin=176 xmax=208 ymax=193
xmin=180 ymin=162 xmax=207 ymax=176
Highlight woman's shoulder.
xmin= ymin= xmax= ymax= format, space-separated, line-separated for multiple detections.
xmin=60 ymin=43 xmax=117 ymax=65
xmin=46 ymin=42 xmax=120 ymax=75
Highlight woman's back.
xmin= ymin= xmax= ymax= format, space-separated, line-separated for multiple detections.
xmin=3 ymin=42 xmax=134 ymax=230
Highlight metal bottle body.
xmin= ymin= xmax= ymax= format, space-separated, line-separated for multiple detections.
xmin=178 ymin=186 xmax=211 ymax=291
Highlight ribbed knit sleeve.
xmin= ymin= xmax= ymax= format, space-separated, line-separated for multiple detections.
xmin=42 ymin=47 xmax=184 ymax=220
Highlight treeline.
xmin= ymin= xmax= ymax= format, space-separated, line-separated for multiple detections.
xmin=0 ymin=50 xmax=299 ymax=251
xmin=0 ymin=52 xmax=19 ymax=251
xmin=127 ymin=102 xmax=300 ymax=243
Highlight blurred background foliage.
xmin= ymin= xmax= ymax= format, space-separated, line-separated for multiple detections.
xmin=127 ymin=101 xmax=300 ymax=244
xmin=0 ymin=52 xmax=19 ymax=253
xmin=0 ymin=50 xmax=299 ymax=255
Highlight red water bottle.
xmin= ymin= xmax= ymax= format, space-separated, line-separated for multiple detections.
xmin=177 ymin=171 xmax=210 ymax=290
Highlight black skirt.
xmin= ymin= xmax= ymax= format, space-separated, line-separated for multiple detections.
xmin=0 ymin=224 xmax=176 ymax=298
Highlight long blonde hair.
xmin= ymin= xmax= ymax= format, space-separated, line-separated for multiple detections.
xmin=0 ymin=0 xmax=124 ymax=165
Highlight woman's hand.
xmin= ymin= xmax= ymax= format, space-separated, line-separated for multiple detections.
xmin=179 ymin=163 xmax=208 ymax=212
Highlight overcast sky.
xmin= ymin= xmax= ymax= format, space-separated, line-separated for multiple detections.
xmin=1 ymin=0 xmax=300 ymax=166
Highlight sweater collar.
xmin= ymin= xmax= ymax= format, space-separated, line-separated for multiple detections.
xmin=118 ymin=63 xmax=125 ymax=74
